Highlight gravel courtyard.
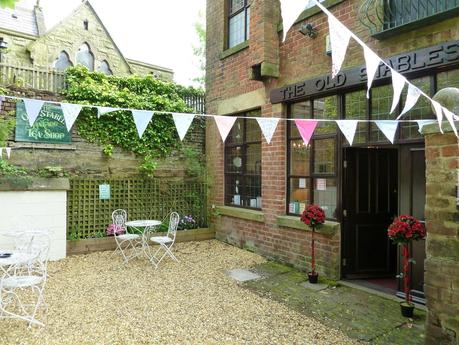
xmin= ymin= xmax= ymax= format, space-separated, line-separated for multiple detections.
xmin=0 ymin=240 xmax=358 ymax=345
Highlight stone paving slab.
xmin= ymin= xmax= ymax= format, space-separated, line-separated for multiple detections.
xmin=226 ymin=268 xmax=262 ymax=282
xmin=244 ymin=262 xmax=426 ymax=345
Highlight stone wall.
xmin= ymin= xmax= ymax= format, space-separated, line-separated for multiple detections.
xmin=423 ymin=123 xmax=459 ymax=345
xmin=1 ymin=87 xmax=205 ymax=178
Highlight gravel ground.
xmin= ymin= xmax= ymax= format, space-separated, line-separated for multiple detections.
xmin=0 ymin=240 xmax=359 ymax=345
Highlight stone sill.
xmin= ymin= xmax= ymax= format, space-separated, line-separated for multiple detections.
xmin=0 ymin=177 xmax=70 ymax=191
xmin=277 ymin=0 xmax=344 ymax=32
xmin=421 ymin=121 xmax=459 ymax=135
xmin=9 ymin=142 xmax=76 ymax=150
xmin=276 ymin=215 xmax=339 ymax=236
xmin=216 ymin=205 xmax=265 ymax=223
xmin=220 ymin=41 xmax=249 ymax=60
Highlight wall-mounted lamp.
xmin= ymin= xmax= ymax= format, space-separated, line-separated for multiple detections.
xmin=299 ymin=23 xmax=318 ymax=39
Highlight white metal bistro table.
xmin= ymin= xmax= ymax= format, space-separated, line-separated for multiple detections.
xmin=0 ymin=251 xmax=36 ymax=275
xmin=125 ymin=220 xmax=161 ymax=258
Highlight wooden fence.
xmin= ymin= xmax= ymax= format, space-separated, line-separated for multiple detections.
xmin=67 ymin=178 xmax=207 ymax=239
xmin=0 ymin=63 xmax=65 ymax=93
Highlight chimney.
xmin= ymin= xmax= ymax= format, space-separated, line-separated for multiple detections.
xmin=34 ymin=1 xmax=46 ymax=35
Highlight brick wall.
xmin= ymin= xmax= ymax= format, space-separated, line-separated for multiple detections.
xmin=206 ymin=0 xmax=459 ymax=279
xmin=1 ymin=86 xmax=205 ymax=178
xmin=423 ymin=125 xmax=459 ymax=345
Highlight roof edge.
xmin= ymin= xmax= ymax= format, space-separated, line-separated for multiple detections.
xmin=126 ymin=58 xmax=173 ymax=73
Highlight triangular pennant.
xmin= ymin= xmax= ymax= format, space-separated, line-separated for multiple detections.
xmin=363 ymin=47 xmax=381 ymax=99
xmin=336 ymin=120 xmax=359 ymax=146
xmin=442 ymin=107 xmax=458 ymax=137
xmin=60 ymin=103 xmax=83 ymax=132
xmin=295 ymin=119 xmax=318 ymax=146
xmin=398 ymin=83 xmax=421 ymax=119
xmin=280 ymin=0 xmax=309 ymax=41
xmin=214 ymin=116 xmax=237 ymax=142
xmin=431 ymin=100 xmax=444 ymax=134
xmin=328 ymin=16 xmax=352 ymax=78
xmin=131 ymin=110 xmax=154 ymax=138
xmin=97 ymin=106 xmax=117 ymax=118
xmin=256 ymin=117 xmax=280 ymax=144
xmin=375 ymin=120 xmax=398 ymax=144
xmin=416 ymin=120 xmax=437 ymax=134
xmin=390 ymin=71 xmax=406 ymax=114
xmin=172 ymin=113 xmax=195 ymax=141
xmin=5 ymin=147 xmax=11 ymax=159
xmin=23 ymin=98 xmax=45 ymax=126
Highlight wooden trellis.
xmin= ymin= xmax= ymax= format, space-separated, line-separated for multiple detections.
xmin=67 ymin=178 xmax=207 ymax=239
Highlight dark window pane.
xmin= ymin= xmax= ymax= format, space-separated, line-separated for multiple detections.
xmin=313 ymin=138 xmax=335 ymax=174
xmin=246 ymin=143 xmax=261 ymax=175
xmin=244 ymin=175 xmax=261 ymax=207
xmin=313 ymin=178 xmax=337 ymax=219
xmin=437 ymin=69 xmax=459 ymax=90
xmin=400 ymin=77 xmax=434 ymax=140
xmin=246 ymin=110 xmax=261 ymax=142
xmin=345 ymin=90 xmax=367 ymax=144
xmin=225 ymin=174 xmax=243 ymax=206
xmin=290 ymin=139 xmax=310 ymax=176
xmin=290 ymin=101 xmax=311 ymax=137
xmin=227 ymin=118 xmax=244 ymax=144
xmin=370 ymin=85 xmax=393 ymax=143
xmin=289 ymin=178 xmax=311 ymax=214
xmin=314 ymin=96 xmax=337 ymax=134
xmin=226 ymin=146 xmax=243 ymax=173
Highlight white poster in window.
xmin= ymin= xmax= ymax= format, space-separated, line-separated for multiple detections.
xmin=316 ymin=179 xmax=327 ymax=191
xmin=299 ymin=178 xmax=307 ymax=189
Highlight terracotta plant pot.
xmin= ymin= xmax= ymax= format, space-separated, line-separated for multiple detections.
xmin=308 ymin=272 xmax=319 ymax=284
xmin=400 ymin=302 xmax=414 ymax=318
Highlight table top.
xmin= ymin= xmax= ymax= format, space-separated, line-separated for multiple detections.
xmin=125 ymin=220 xmax=161 ymax=227
xmin=0 ymin=251 xmax=35 ymax=267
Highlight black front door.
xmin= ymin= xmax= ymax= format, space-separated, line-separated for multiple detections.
xmin=343 ymin=148 xmax=398 ymax=278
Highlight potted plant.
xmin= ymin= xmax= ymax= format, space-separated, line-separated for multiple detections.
xmin=300 ymin=204 xmax=326 ymax=284
xmin=387 ymin=215 xmax=426 ymax=317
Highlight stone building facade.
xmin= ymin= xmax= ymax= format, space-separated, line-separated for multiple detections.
xmin=206 ymin=1 xmax=459 ymax=342
xmin=0 ymin=0 xmax=173 ymax=81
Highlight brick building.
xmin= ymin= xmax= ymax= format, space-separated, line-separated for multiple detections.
xmin=206 ymin=1 xmax=459 ymax=342
xmin=0 ymin=0 xmax=173 ymax=81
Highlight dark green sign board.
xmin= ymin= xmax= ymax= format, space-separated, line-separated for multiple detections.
xmin=15 ymin=102 xmax=72 ymax=144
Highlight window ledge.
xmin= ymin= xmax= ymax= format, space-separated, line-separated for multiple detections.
xmin=220 ymin=41 xmax=249 ymax=60
xmin=276 ymin=215 xmax=340 ymax=236
xmin=216 ymin=205 xmax=264 ymax=223
xmin=277 ymin=0 xmax=344 ymax=32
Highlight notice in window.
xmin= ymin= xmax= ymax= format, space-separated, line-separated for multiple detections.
xmin=316 ymin=179 xmax=327 ymax=191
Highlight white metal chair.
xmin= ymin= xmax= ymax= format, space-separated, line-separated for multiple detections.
xmin=0 ymin=232 xmax=50 ymax=327
xmin=149 ymin=212 xmax=180 ymax=269
xmin=112 ymin=209 xmax=142 ymax=263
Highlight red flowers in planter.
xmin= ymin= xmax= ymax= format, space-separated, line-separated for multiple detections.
xmin=388 ymin=215 xmax=426 ymax=245
xmin=300 ymin=204 xmax=326 ymax=228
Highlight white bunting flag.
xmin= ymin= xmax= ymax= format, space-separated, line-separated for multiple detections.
xmin=390 ymin=71 xmax=406 ymax=114
xmin=256 ymin=117 xmax=280 ymax=144
xmin=97 ymin=106 xmax=117 ymax=118
xmin=442 ymin=107 xmax=459 ymax=137
xmin=60 ymin=103 xmax=83 ymax=132
xmin=416 ymin=120 xmax=437 ymax=134
xmin=363 ymin=47 xmax=381 ymax=99
xmin=214 ymin=116 xmax=237 ymax=142
xmin=5 ymin=147 xmax=11 ymax=159
xmin=172 ymin=113 xmax=195 ymax=141
xmin=398 ymin=83 xmax=421 ymax=119
xmin=328 ymin=16 xmax=352 ymax=78
xmin=431 ymin=100 xmax=444 ymax=134
xmin=375 ymin=120 xmax=399 ymax=144
xmin=336 ymin=120 xmax=359 ymax=146
xmin=280 ymin=0 xmax=309 ymax=41
xmin=23 ymin=98 xmax=45 ymax=126
xmin=131 ymin=110 xmax=154 ymax=138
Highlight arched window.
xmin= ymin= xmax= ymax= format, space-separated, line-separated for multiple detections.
xmin=53 ymin=51 xmax=73 ymax=71
xmin=98 ymin=60 xmax=113 ymax=75
xmin=76 ymin=43 xmax=94 ymax=71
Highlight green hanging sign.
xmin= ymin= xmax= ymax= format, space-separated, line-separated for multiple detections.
xmin=15 ymin=102 xmax=72 ymax=144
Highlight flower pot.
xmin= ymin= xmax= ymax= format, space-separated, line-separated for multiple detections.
xmin=308 ymin=272 xmax=319 ymax=284
xmin=400 ymin=302 xmax=414 ymax=318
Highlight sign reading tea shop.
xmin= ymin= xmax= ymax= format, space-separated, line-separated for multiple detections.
xmin=15 ymin=102 xmax=72 ymax=144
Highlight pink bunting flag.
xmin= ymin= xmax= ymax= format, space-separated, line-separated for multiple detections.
xmin=294 ymin=119 xmax=319 ymax=146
